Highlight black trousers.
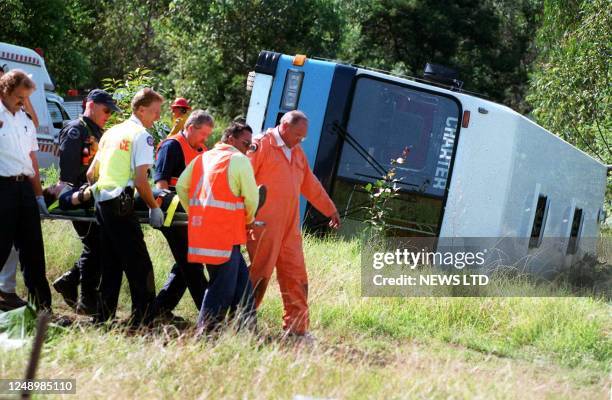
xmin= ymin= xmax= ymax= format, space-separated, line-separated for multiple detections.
xmin=154 ymin=225 xmax=207 ymax=314
xmin=95 ymin=198 xmax=155 ymax=325
xmin=60 ymin=221 xmax=101 ymax=299
xmin=0 ymin=180 xmax=51 ymax=309
xmin=73 ymin=221 xmax=101 ymax=299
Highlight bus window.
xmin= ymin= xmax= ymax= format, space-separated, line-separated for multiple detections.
xmin=337 ymin=77 xmax=461 ymax=198
xmin=330 ymin=76 xmax=461 ymax=237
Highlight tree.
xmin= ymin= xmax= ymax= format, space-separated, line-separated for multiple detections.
xmin=157 ymin=0 xmax=345 ymax=116
xmin=87 ymin=0 xmax=171 ymax=86
xmin=338 ymin=0 xmax=542 ymax=112
xmin=527 ymin=0 xmax=611 ymax=163
xmin=0 ymin=0 xmax=94 ymax=90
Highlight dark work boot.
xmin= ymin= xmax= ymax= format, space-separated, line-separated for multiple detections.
xmin=0 ymin=289 xmax=28 ymax=311
xmin=52 ymin=267 xmax=79 ymax=309
xmin=75 ymin=294 xmax=98 ymax=316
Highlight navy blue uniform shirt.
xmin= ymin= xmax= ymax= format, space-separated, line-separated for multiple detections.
xmin=58 ymin=116 xmax=102 ymax=186
xmin=154 ymin=138 xmax=185 ymax=189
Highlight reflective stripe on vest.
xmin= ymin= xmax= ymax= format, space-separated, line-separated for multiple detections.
xmin=95 ymin=120 xmax=143 ymax=190
xmin=188 ymin=177 xmax=245 ymax=210
xmin=187 ymin=247 xmax=232 ymax=259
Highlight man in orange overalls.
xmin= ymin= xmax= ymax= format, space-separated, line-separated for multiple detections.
xmin=247 ymin=110 xmax=341 ymax=338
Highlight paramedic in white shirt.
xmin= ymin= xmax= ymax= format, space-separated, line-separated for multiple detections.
xmin=0 ymin=69 xmax=52 ymax=311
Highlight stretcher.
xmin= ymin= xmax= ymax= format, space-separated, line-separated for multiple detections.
xmin=41 ymin=209 xmax=188 ymax=226
xmin=40 ymin=185 xmax=267 ymax=228
xmin=40 ymin=185 xmax=267 ymax=227
xmin=41 ymin=192 xmax=188 ymax=226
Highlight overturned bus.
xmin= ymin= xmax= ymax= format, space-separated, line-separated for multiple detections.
xmin=245 ymin=51 xmax=607 ymax=269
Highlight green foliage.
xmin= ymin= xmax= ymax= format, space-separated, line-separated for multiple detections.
xmin=157 ymin=0 xmax=346 ymax=116
xmin=339 ymin=0 xmax=542 ymax=112
xmin=527 ymin=0 xmax=611 ymax=164
xmin=40 ymin=164 xmax=60 ymax=186
xmin=2 ymin=0 xmax=548 ymax=118
xmin=0 ymin=305 xmax=38 ymax=338
xmin=362 ymin=151 xmax=408 ymax=238
xmin=0 ymin=0 xmax=94 ymax=90
xmin=0 ymin=305 xmax=65 ymax=340
xmin=87 ymin=0 xmax=172 ymax=86
xmin=363 ymin=174 xmax=400 ymax=238
xmin=101 ymin=68 xmax=170 ymax=143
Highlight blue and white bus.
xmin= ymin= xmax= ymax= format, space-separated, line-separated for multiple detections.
xmin=245 ymin=51 xmax=607 ymax=264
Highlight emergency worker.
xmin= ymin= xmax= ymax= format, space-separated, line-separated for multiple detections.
xmin=0 ymin=66 xmax=39 ymax=311
xmin=152 ymin=110 xmax=213 ymax=318
xmin=247 ymin=110 xmax=340 ymax=338
xmin=0 ymin=70 xmax=52 ymax=311
xmin=176 ymin=122 xmax=258 ymax=333
xmin=169 ymin=97 xmax=191 ymax=137
xmin=0 ymin=65 xmax=38 ymax=128
xmin=52 ymin=89 xmax=120 ymax=314
xmin=87 ymin=88 xmax=164 ymax=326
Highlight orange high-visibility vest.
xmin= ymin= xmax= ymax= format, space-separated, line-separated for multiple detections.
xmin=187 ymin=147 xmax=246 ymax=265
xmin=156 ymin=132 xmax=205 ymax=186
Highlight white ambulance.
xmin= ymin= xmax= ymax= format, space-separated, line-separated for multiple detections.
xmin=0 ymin=42 xmax=70 ymax=169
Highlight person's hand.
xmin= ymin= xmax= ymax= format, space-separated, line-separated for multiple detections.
xmin=149 ymin=207 xmax=164 ymax=228
xmin=36 ymin=195 xmax=49 ymax=215
xmin=246 ymin=221 xmax=265 ymax=229
xmin=329 ymin=211 xmax=341 ymax=229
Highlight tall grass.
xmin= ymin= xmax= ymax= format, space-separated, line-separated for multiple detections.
xmin=0 ymin=221 xmax=609 ymax=399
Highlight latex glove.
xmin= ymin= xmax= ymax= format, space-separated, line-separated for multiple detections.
xmin=149 ymin=207 xmax=164 ymax=228
xmin=36 ymin=195 xmax=49 ymax=215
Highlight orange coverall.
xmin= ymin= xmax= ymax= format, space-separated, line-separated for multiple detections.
xmin=247 ymin=128 xmax=337 ymax=334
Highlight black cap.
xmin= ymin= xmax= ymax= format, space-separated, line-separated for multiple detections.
xmin=87 ymin=89 xmax=121 ymax=113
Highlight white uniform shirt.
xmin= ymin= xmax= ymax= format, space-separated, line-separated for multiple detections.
xmin=0 ymin=101 xmax=38 ymax=177
xmin=96 ymin=114 xmax=154 ymax=201
xmin=271 ymin=127 xmax=292 ymax=162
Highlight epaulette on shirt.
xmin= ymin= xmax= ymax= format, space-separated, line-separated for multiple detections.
xmin=59 ymin=119 xmax=88 ymax=141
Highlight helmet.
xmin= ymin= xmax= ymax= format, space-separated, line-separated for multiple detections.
xmin=171 ymin=97 xmax=191 ymax=109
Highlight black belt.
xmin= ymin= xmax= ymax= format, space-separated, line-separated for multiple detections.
xmin=0 ymin=175 xmax=28 ymax=182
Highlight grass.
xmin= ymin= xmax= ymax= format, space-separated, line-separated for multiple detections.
xmin=0 ymin=220 xmax=610 ymax=399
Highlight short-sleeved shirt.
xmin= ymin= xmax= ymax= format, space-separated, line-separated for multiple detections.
xmin=95 ymin=114 xmax=154 ymax=201
xmin=58 ymin=116 xmax=102 ymax=186
xmin=154 ymin=138 xmax=185 ymax=186
xmin=0 ymin=101 xmax=38 ymax=177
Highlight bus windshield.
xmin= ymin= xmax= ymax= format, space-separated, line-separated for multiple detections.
xmin=337 ymin=76 xmax=461 ymax=198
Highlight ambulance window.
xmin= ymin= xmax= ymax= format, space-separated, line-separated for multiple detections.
xmin=529 ymin=195 xmax=549 ymax=248
xmin=338 ymin=76 xmax=461 ymax=198
xmin=567 ymin=207 xmax=583 ymax=255
xmin=47 ymin=101 xmax=67 ymax=129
